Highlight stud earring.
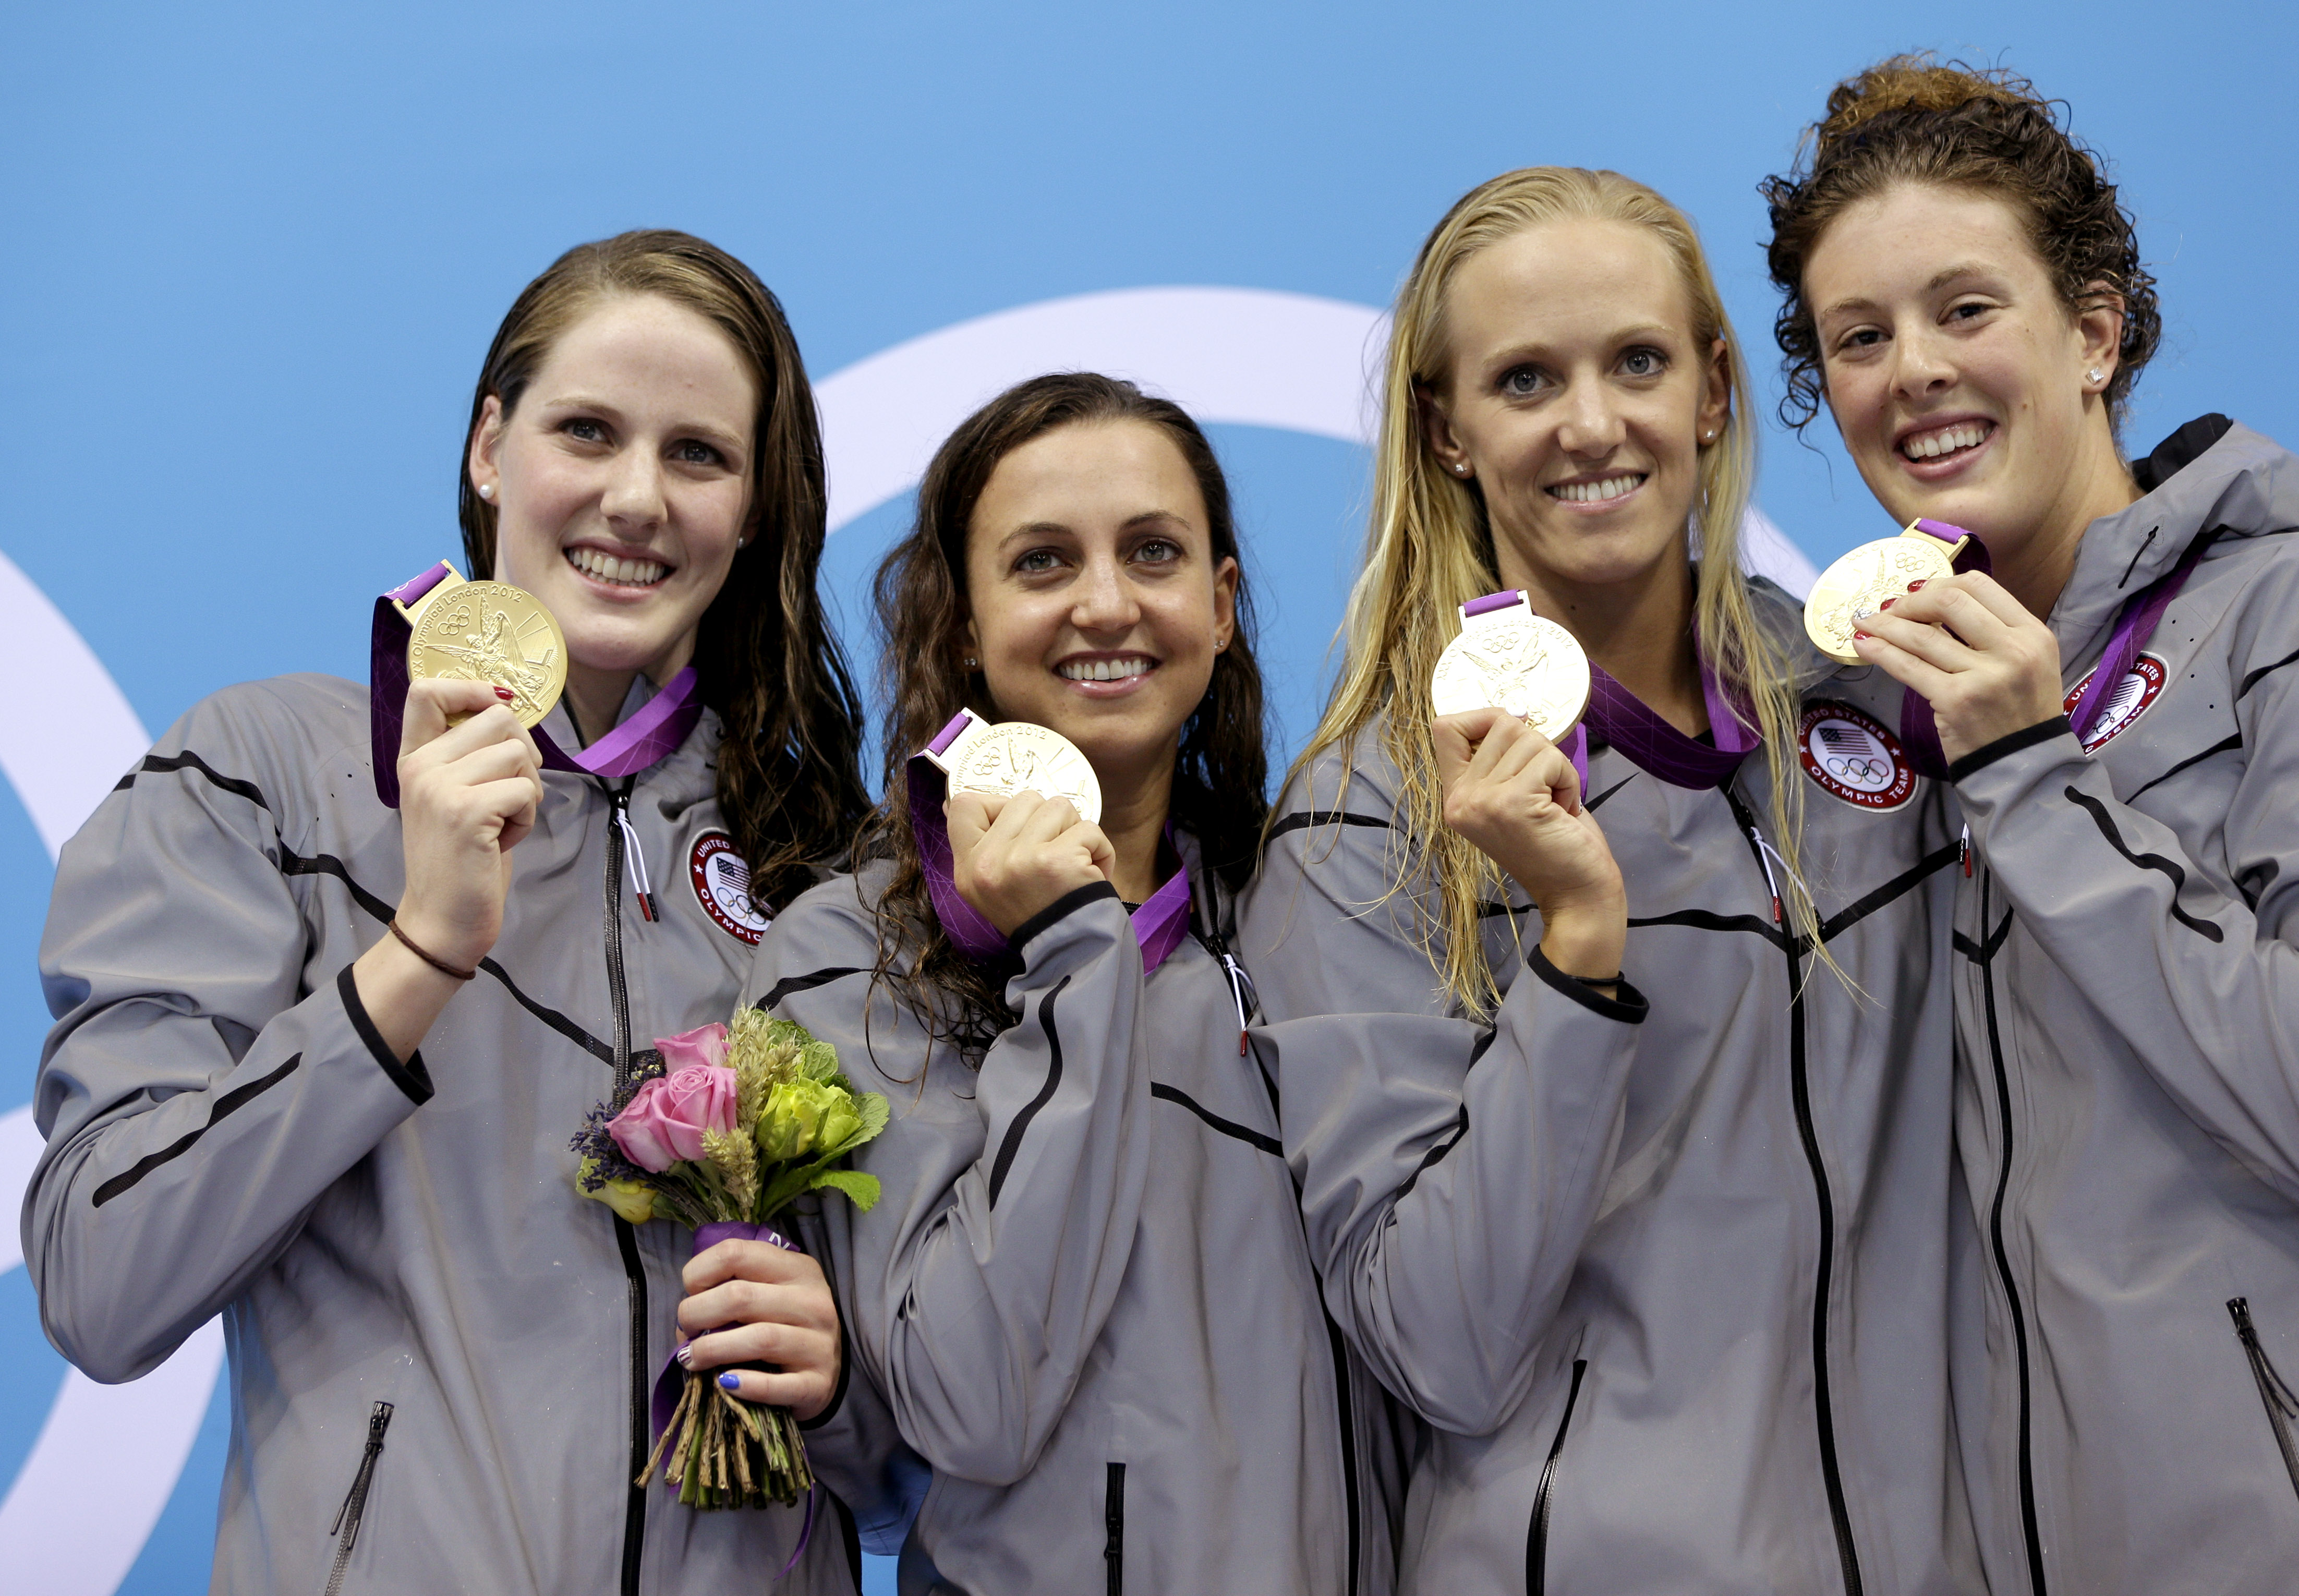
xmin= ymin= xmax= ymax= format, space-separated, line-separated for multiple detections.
xmin=476 ymin=482 xmax=494 ymax=502
xmin=963 ymin=656 xmax=978 ymax=670
xmin=2087 ymin=367 xmax=2105 ymax=386
xmin=1454 ymin=462 xmax=1470 ymax=477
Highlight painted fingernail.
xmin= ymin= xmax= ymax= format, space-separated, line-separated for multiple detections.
xmin=674 ymin=1343 xmax=694 ymax=1367
xmin=1880 ymin=598 xmax=1896 ymax=610
xmin=717 ymin=1372 xmax=741 ymax=1391
xmin=1909 ymin=579 xmax=1927 ymax=591
xmin=1853 ymin=631 xmax=1871 ymax=642
xmin=494 ymin=687 xmax=515 ymax=701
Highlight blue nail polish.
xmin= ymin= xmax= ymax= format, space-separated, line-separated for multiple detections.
xmin=718 ymin=1372 xmax=740 ymax=1390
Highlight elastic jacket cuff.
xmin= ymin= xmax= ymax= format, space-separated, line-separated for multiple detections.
xmin=336 ymin=963 xmax=434 ymax=1105
xmin=1529 ymin=946 xmax=1649 ymax=1024
xmin=1948 ymin=716 xmax=2074 ymax=783
xmin=1009 ymin=881 xmax=1122 ymax=953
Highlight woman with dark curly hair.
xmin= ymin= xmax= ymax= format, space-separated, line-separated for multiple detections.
xmin=743 ymin=373 xmax=1395 ymax=1593
xmin=1766 ymin=56 xmax=2299 ymax=1596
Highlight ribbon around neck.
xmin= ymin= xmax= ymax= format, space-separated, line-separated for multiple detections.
xmin=2065 ymin=533 xmax=2213 ymax=744
xmin=1894 ymin=523 xmax=1996 ymax=778
xmin=368 ymin=561 xmax=704 ymax=807
xmin=907 ymin=755 xmax=1192 ymax=973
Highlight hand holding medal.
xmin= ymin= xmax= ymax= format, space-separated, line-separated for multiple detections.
xmin=1430 ymin=593 xmax=1623 ymax=979
xmin=924 ymin=708 xmax=1115 ymax=937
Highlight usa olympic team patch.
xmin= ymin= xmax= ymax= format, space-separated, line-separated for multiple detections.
xmin=1799 ymin=702 xmax=1916 ymax=812
xmin=2062 ymin=652 xmax=2168 ymax=751
xmin=689 ymin=831 xmax=770 ymax=945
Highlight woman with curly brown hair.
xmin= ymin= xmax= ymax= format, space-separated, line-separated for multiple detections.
xmin=744 ymin=373 xmax=1396 ymax=1593
xmin=1766 ymin=56 xmax=2299 ymax=1596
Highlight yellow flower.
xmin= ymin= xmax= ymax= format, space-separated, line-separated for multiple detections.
xmin=577 ymin=1157 xmax=656 ymax=1225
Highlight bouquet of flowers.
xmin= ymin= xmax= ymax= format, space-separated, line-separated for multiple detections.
xmin=571 ymin=1010 xmax=888 ymax=1509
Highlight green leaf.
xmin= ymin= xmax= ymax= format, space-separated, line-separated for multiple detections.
xmin=808 ymin=1167 xmax=882 ymax=1212
xmin=764 ymin=1018 xmax=810 ymax=1049
xmin=850 ymin=1092 xmax=890 ymax=1147
xmin=798 ymin=1041 xmax=841 ymax=1082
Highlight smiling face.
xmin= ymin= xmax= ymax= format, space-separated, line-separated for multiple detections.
xmin=962 ymin=418 xmax=1238 ymax=804
xmin=467 ymin=292 xmax=758 ymax=696
xmin=1422 ymin=219 xmax=1728 ymax=599
xmin=1803 ymin=183 xmax=2130 ymax=567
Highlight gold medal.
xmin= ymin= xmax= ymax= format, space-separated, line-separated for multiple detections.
xmin=1803 ymin=522 xmax=1966 ymax=666
xmin=1430 ymin=591 xmax=1590 ymax=741
xmin=924 ymin=709 xmax=1102 ymax=825
xmin=400 ymin=564 xmax=567 ymax=729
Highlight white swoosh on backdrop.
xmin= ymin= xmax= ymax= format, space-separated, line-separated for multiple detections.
xmin=0 ymin=285 xmax=1816 ymax=1595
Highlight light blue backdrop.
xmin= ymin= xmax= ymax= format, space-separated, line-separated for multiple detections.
xmin=4 ymin=4 xmax=2293 ymax=1591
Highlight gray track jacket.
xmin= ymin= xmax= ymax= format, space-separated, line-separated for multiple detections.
xmin=26 ymin=673 xmax=851 ymax=1594
xmin=1944 ymin=416 xmax=2299 ymax=1595
xmin=743 ymin=851 xmax=1404 ymax=1595
xmin=1242 ymin=582 xmax=1981 ymax=1595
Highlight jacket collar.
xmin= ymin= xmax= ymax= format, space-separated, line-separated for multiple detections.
xmin=2052 ymin=414 xmax=2285 ymax=649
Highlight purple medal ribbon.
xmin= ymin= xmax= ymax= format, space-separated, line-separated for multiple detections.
xmin=650 ymin=1222 xmax=817 ymax=1573
xmin=1886 ymin=521 xmax=1993 ymax=778
xmin=908 ymin=715 xmax=1192 ymax=972
xmin=369 ymin=562 xmax=705 ymax=806
xmin=1460 ymin=591 xmax=1759 ymax=791
xmin=2065 ymin=535 xmax=2211 ymax=744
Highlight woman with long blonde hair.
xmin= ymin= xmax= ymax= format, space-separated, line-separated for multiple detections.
xmin=1242 ymin=168 xmax=1978 ymax=1591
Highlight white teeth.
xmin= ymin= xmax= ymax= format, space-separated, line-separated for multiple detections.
xmin=1058 ymin=657 xmax=1153 ymax=682
xmin=1549 ymin=474 xmax=1642 ymax=504
xmin=566 ymin=548 xmax=667 ymax=586
xmin=1903 ymin=422 xmax=1989 ymax=461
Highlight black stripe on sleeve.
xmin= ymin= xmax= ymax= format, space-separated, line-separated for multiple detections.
xmin=92 ymin=1052 xmax=305 ymax=1207
xmin=338 ymin=963 xmax=434 ymax=1103
xmin=1264 ymin=811 xmax=1393 ymax=843
xmin=1947 ymin=718 xmax=2074 ymax=784
xmin=1627 ymin=908 xmax=1788 ymax=949
xmin=1148 ymin=1081 xmax=1284 ymax=1156
xmin=1010 ymin=882 xmax=1120 ymax=952
xmin=757 ymin=967 xmax=867 ymax=1013
xmin=985 ymin=974 xmax=1072 ymax=1207
xmin=1394 ymin=1105 xmax=1469 ymax=1202
xmin=2236 ymin=643 xmax=2299 ymax=703
xmin=113 ymin=750 xmax=271 ymax=811
xmin=2064 ymin=785 xmax=2226 ymax=942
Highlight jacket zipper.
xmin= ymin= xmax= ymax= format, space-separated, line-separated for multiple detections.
xmin=1525 ymin=1358 xmax=1587 ymax=1595
xmin=1202 ymin=886 xmax=1364 ymax=1596
xmin=323 ymin=1400 xmax=394 ymax=1596
xmin=1975 ymin=870 xmax=2049 ymax=1594
xmin=1104 ymin=1461 xmax=1126 ymax=1595
xmin=605 ymin=779 xmax=650 ymax=1596
xmin=1724 ymin=788 xmax=1864 ymax=1596
xmin=2228 ymin=1298 xmax=2299 ymax=1502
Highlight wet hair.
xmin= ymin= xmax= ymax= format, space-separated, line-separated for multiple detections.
xmin=456 ymin=228 xmax=869 ymax=911
xmin=1297 ymin=165 xmax=1831 ymax=1017
xmin=862 ymin=372 xmax=1267 ymax=1060
xmin=1761 ymin=55 xmax=2161 ymax=434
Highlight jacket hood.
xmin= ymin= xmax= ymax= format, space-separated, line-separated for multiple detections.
xmin=2054 ymin=415 xmax=2299 ymax=649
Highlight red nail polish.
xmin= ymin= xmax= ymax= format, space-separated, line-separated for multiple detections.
xmin=1880 ymin=598 xmax=1896 ymax=610
xmin=1853 ymin=630 xmax=1871 ymax=641
xmin=1909 ymin=579 xmax=1927 ymax=591
xmin=494 ymin=687 xmax=515 ymax=701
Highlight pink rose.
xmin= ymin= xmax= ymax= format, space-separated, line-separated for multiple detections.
xmin=609 ymin=1063 xmax=739 ymax=1172
xmin=656 ymin=1023 xmax=729 ymax=1071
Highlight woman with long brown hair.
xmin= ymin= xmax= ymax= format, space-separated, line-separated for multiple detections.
xmin=1766 ymin=57 xmax=2299 ymax=1595
xmin=1242 ymin=168 xmax=1975 ymax=1592
xmin=26 ymin=231 xmax=867 ymax=1593
xmin=746 ymin=372 xmax=1398 ymax=1592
